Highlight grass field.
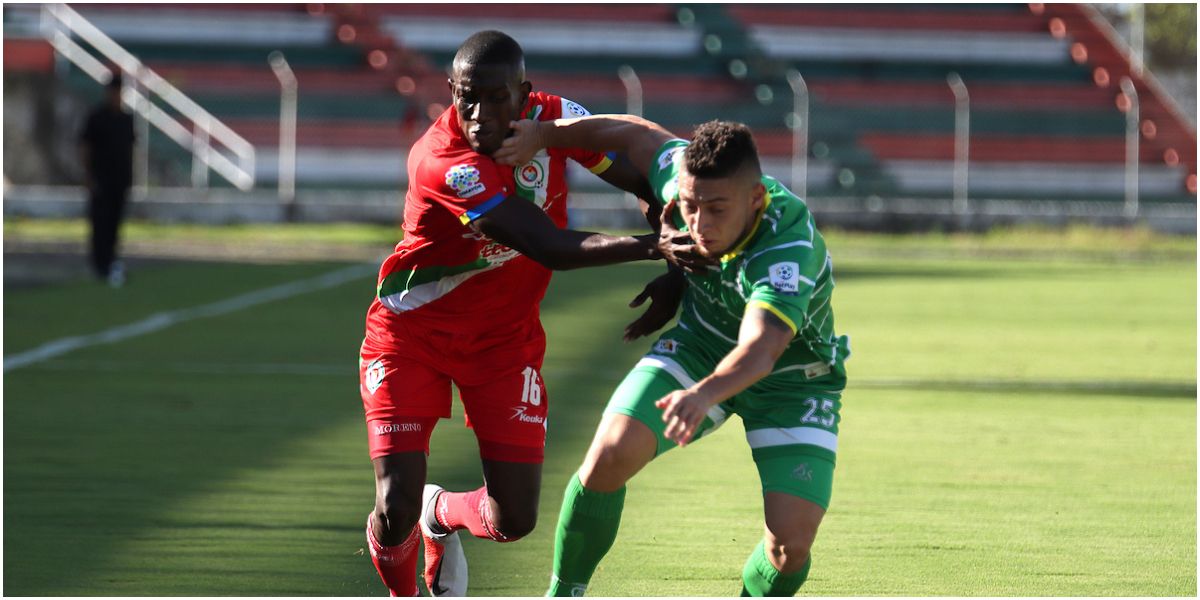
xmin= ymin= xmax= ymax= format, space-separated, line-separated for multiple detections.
xmin=3 ymin=222 xmax=1195 ymax=596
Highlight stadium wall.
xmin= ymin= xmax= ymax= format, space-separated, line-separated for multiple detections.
xmin=3 ymin=185 xmax=1194 ymax=235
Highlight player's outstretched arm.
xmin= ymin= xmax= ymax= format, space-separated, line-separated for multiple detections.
xmin=656 ymin=306 xmax=794 ymax=446
xmin=472 ymin=195 xmax=659 ymax=271
xmin=495 ymin=115 xmax=675 ymax=180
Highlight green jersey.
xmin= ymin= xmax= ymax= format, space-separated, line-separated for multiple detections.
xmin=647 ymin=139 xmax=850 ymax=393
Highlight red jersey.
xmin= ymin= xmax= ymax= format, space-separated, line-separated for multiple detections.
xmin=364 ymin=92 xmax=613 ymax=343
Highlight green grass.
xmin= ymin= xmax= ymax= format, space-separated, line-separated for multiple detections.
xmin=3 ymin=228 xmax=1195 ymax=595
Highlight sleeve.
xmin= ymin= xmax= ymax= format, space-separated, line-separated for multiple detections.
xmin=420 ymin=155 xmax=513 ymax=225
xmin=741 ymin=238 xmax=826 ymax=336
xmin=554 ymin=96 xmax=616 ymax=175
xmin=646 ymin=138 xmax=690 ymax=228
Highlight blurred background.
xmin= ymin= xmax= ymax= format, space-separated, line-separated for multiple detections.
xmin=3 ymin=2 xmax=1196 ymax=231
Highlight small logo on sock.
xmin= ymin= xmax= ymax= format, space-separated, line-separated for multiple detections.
xmin=569 ymin=584 xmax=587 ymax=597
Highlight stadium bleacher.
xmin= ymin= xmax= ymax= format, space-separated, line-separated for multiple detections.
xmin=3 ymin=2 xmax=1195 ymax=204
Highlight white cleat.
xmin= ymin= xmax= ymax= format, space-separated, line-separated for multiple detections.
xmin=420 ymin=484 xmax=468 ymax=596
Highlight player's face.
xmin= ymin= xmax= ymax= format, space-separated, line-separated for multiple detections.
xmin=449 ymin=62 xmax=530 ymax=155
xmin=676 ymin=169 xmax=765 ymax=258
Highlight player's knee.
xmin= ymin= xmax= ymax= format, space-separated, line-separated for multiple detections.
xmin=376 ymin=486 xmax=421 ymax=540
xmin=579 ymin=442 xmax=639 ymax=491
xmin=765 ymin=533 xmax=813 ymax=575
xmin=492 ymin=510 xmax=537 ymax=540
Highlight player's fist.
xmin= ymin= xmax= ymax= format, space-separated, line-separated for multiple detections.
xmin=656 ymin=389 xmax=712 ymax=447
xmin=494 ymin=119 xmax=542 ymax=166
xmin=657 ymin=199 xmax=715 ymax=275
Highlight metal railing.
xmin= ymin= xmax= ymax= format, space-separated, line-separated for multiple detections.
xmin=41 ymin=3 xmax=256 ymax=191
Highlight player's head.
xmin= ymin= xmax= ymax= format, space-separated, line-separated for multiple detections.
xmin=449 ymin=30 xmax=531 ymax=155
xmin=678 ymin=120 xmax=766 ymax=258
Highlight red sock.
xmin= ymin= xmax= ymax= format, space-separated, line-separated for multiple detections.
xmin=366 ymin=516 xmax=420 ymax=597
xmin=434 ymin=486 xmax=516 ymax=542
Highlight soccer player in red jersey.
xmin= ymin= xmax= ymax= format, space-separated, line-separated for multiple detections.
xmin=359 ymin=31 xmax=698 ymax=596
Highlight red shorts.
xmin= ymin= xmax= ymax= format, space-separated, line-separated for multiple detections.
xmin=359 ymin=315 xmax=548 ymax=463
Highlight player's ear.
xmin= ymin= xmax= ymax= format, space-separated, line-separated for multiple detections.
xmin=750 ymin=181 xmax=766 ymax=210
xmin=447 ymin=78 xmax=454 ymax=96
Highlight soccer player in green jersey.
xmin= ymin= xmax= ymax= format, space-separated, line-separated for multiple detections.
xmin=497 ymin=115 xmax=849 ymax=597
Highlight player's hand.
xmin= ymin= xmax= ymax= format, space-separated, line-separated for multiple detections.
xmin=655 ymin=389 xmax=713 ymax=447
xmin=658 ymin=199 xmax=715 ymax=275
xmin=623 ymin=269 xmax=686 ymax=341
xmin=494 ymin=119 xmax=543 ymax=166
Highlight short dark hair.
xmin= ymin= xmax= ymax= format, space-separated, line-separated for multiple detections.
xmin=684 ymin=120 xmax=761 ymax=179
xmin=453 ymin=30 xmax=524 ymax=72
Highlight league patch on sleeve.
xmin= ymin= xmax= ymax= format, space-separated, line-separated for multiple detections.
xmin=445 ymin=164 xmax=487 ymax=199
xmin=768 ymin=262 xmax=801 ymax=294
xmin=562 ymin=98 xmax=591 ymax=118
xmin=657 ymin=146 xmax=683 ymax=172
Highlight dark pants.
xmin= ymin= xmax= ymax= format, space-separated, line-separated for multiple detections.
xmin=88 ymin=184 xmax=129 ymax=278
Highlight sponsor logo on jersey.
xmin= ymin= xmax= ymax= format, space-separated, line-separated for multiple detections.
xmin=653 ymin=339 xmax=678 ymax=354
xmin=374 ymin=422 xmax=421 ymax=435
xmin=768 ymin=261 xmax=801 ymax=294
xmin=658 ymin=146 xmax=682 ymax=172
xmin=562 ymin=98 xmax=590 ymax=118
xmin=510 ymin=405 xmax=545 ymax=424
xmin=364 ymin=358 xmax=387 ymax=394
xmin=516 ymin=160 xmax=546 ymax=191
xmin=445 ymin=164 xmax=486 ymax=198
xmin=480 ymin=241 xmax=519 ymax=266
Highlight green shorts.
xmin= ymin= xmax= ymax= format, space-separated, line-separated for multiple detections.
xmin=605 ymin=354 xmax=842 ymax=510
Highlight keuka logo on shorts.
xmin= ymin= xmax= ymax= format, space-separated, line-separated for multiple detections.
xmin=653 ymin=339 xmax=679 ymax=354
xmin=375 ymin=423 xmax=422 ymax=435
xmin=510 ymin=405 xmax=545 ymax=424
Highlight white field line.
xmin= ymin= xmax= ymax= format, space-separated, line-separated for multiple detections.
xmin=4 ymin=263 xmax=376 ymax=373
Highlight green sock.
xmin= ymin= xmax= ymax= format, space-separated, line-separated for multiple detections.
xmin=739 ymin=540 xmax=811 ymax=597
xmin=546 ymin=473 xmax=626 ymax=597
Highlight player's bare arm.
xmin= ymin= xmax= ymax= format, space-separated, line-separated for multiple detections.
xmin=471 ymin=194 xmax=659 ymax=270
xmin=655 ymin=306 xmax=794 ymax=446
xmin=496 ymin=114 xmax=674 ymax=180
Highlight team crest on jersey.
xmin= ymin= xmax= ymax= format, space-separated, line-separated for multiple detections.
xmin=445 ymin=164 xmax=486 ymax=198
xmin=364 ymin=358 xmax=387 ymax=395
xmin=768 ymin=262 xmax=801 ymax=294
xmin=562 ymin=98 xmax=590 ymax=118
xmin=653 ymin=339 xmax=679 ymax=354
xmin=516 ymin=160 xmax=546 ymax=190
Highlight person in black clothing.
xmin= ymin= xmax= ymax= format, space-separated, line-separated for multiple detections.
xmin=79 ymin=72 xmax=135 ymax=287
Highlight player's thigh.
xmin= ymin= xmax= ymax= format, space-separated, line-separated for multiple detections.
xmin=762 ymin=492 xmax=825 ymax=561
xmin=740 ymin=390 xmax=842 ymax=511
xmin=604 ymin=361 xmax=729 ymax=457
xmin=360 ymin=340 xmax=451 ymax=460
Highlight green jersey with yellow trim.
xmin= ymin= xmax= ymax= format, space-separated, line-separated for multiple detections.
xmin=647 ymin=139 xmax=849 ymax=392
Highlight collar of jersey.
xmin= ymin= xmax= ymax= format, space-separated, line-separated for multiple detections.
xmin=720 ymin=193 xmax=772 ymax=264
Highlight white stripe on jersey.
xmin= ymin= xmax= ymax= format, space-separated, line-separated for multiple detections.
xmin=691 ymin=303 xmax=738 ymax=344
xmin=744 ymin=240 xmax=813 ymax=264
xmin=746 ymin=426 xmax=838 ymax=453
